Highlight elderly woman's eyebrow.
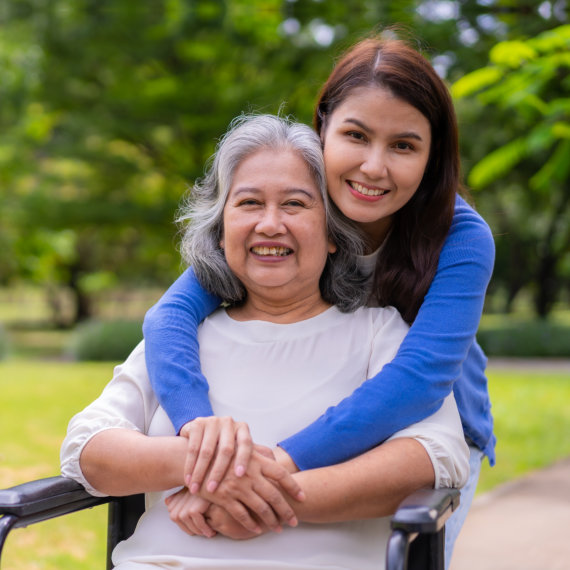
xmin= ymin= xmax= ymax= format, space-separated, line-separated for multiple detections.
xmin=231 ymin=187 xmax=319 ymax=199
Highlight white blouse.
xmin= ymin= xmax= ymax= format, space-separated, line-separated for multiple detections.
xmin=61 ymin=305 xmax=469 ymax=569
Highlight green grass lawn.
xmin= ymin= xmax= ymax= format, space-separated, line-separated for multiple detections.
xmin=0 ymin=359 xmax=569 ymax=568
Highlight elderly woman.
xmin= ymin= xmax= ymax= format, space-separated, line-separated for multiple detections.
xmin=61 ymin=114 xmax=468 ymax=570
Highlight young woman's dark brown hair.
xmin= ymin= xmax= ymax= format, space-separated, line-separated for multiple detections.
xmin=316 ymin=37 xmax=463 ymax=322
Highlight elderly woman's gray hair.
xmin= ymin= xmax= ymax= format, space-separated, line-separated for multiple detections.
xmin=178 ymin=113 xmax=367 ymax=312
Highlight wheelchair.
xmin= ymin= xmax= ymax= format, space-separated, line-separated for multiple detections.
xmin=0 ymin=475 xmax=458 ymax=569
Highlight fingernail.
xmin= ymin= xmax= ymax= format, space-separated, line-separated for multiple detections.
xmin=274 ymin=525 xmax=283 ymax=533
xmin=206 ymin=480 xmax=218 ymax=493
xmin=190 ymin=483 xmax=199 ymax=494
xmin=288 ymin=516 xmax=298 ymax=527
xmin=296 ymin=490 xmax=306 ymax=501
xmin=235 ymin=465 xmax=245 ymax=477
xmin=185 ymin=475 xmax=191 ymax=487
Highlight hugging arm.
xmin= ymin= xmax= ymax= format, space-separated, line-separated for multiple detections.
xmin=280 ymin=204 xmax=495 ymax=469
xmin=143 ymin=267 xmax=220 ymax=430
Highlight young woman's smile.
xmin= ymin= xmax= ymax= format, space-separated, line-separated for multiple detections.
xmin=322 ymin=86 xmax=432 ymax=249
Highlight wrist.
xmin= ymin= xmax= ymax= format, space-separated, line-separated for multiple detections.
xmin=273 ymin=446 xmax=299 ymax=473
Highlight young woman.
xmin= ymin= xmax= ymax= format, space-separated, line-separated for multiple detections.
xmin=61 ymin=115 xmax=468 ymax=569
xmin=142 ymin=34 xmax=495 ymax=564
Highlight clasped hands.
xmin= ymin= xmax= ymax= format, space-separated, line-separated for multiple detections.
xmin=165 ymin=416 xmax=305 ymax=540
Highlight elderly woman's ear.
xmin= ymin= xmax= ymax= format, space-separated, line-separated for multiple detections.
xmin=327 ymin=238 xmax=337 ymax=254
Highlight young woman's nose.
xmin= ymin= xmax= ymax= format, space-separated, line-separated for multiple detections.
xmin=255 ymin=206 xmax=286 ymax=235
xmin=360 ymin=149 xmax=388 ymax=180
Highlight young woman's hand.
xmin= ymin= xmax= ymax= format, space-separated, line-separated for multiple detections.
xmin=180 ymin=416 xmax=254 ymax=495
xmin=199 ymin=449 xmax=305 ymax=535
xmin=165 ymin=488 xmax=216 ymax=538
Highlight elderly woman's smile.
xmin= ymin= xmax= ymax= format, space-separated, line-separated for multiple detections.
xmin=220 ymin=147 xmax=336 ymax=318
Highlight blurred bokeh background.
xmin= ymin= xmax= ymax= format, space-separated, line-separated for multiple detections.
xmin=0 ymin=1 xmax=568 ymax=568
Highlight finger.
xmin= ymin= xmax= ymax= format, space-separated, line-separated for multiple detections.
xmin=189 ymin=424 xmax=219 ymax=493
xmin=166 ymin=491 xmax=216 ymax=538
xmin=222 ymin=500 xmax=262 ymax=535
xmin=205 ymin=419 xmax=236 ymax=493
xmin=250 ymin=479 xmax=297 ymax=529
xmin=253 ymin=444 xmax=275 ymax=459
xmin=233 ymin=423 xmax=254 ymax=477
xmin=189 ymin=510 xmax=216 ymax=538
xmin=260 ymin=457 xmax=305 ymax=502
xmin=166 ymin=494 xmax=199 ymax=536
xmin=183 ymin=421 xmax=206 ymax=489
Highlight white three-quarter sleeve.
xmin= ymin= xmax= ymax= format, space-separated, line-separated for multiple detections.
xmin=60 ymin=341 xmax=158 ymax=496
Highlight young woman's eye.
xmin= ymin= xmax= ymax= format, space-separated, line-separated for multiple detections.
xmin=345 ymin=130 xmax=366 ymax=142
xmin=395 ymin=141 xmax=414 ymax=151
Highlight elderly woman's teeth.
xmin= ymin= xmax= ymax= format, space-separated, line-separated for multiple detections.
xmin=252 ymin=246 xmax=292 ymax=256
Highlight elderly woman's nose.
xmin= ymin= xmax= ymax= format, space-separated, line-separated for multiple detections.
xmin=255 ymin=206 xmax=286 ymax=235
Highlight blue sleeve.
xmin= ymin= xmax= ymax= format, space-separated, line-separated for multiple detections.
xmin=143 ymin=267 xmax=221 ymax=433
xmin=279 ymin=198 xmax=495 ymax=470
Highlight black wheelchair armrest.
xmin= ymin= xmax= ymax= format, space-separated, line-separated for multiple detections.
xmin=0 ymin=476 xmax=110 ymax=555
xmin=386 ymin=487 xmax=460 ymax=570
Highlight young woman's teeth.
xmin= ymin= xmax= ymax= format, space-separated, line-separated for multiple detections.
xmin=252 ymin=246 xmax=292 ymax=256
xmin=350 ymin=182 xmax=388 ymax=196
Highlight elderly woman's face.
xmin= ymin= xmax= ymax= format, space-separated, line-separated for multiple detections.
xmin=221 ymin=147 xmax=336 ymax=302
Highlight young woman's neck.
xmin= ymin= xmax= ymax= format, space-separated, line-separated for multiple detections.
xmin=227 ymin=290 xmax=331 ymax=324
xmin=358 ymin=219 xmax=392 ymax=254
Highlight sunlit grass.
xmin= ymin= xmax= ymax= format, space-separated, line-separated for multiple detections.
xmin=1 ymin=361 xmax=113 ymax=570
xmin=478 ymin=367 xmax=570 ymax=493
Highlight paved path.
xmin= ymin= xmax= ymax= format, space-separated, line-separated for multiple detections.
xmin=449 ymin=457 xmax=570 ymax=570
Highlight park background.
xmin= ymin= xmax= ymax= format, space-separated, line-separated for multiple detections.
xmin=0 ymin=0 xmax=569 ymax=568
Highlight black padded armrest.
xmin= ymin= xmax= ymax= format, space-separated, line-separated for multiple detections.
xmin=386 ymin=488 xmax=460 ymax=570
xmin=391 ymin=487 xmax=460 ymax=534
xmin=0 ymin=476 xmax=110 ymax=527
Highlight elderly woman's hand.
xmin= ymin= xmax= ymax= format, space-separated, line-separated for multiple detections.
xmin=165 ymin=488 xmax=216 ymax=538
xmin=180 ymin=416 xmax=254 ymax=495
xmin=199 ymin=448 xmax=305 ymax=535
xmin=205 ymin=503 xmax=267 ymax=540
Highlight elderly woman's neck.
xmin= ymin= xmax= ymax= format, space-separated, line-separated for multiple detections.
xmin=227 ymin=292 xmax=332 ymax=324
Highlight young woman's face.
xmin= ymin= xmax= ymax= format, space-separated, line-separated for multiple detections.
xmin=322 ymin=86 xmax=432 ymax=248
xmin=221 ymin=148 xmax=335 ymax=303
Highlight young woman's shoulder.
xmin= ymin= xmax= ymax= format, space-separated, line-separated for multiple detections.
xmin=451 ymin=195 xmax=492 ymax=236
xmin=444 ymin=194 xmax=495 ymax=263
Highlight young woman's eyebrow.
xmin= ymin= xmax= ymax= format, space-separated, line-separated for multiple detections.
xmin=343 ymin=117 xmax=373 ymax=134
xmin=343 ymin=118 xmax=424 ymax=141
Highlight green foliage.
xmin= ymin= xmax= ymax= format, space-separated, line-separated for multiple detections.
xmin=0 ymin=1 xmax=568 ymax=322
xmin=453 ymin=24 xmax=570 ymax=317
xmin=478 ymin=320 xmax=570 ymax=358
xmin=68 ymin=320 xmax=143 ymax=361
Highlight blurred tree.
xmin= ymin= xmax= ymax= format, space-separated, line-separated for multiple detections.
xmin=452 ymin=25 xmax=570 ymax=317
xmin=0 ymin=0 xmax=567 ymax=323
